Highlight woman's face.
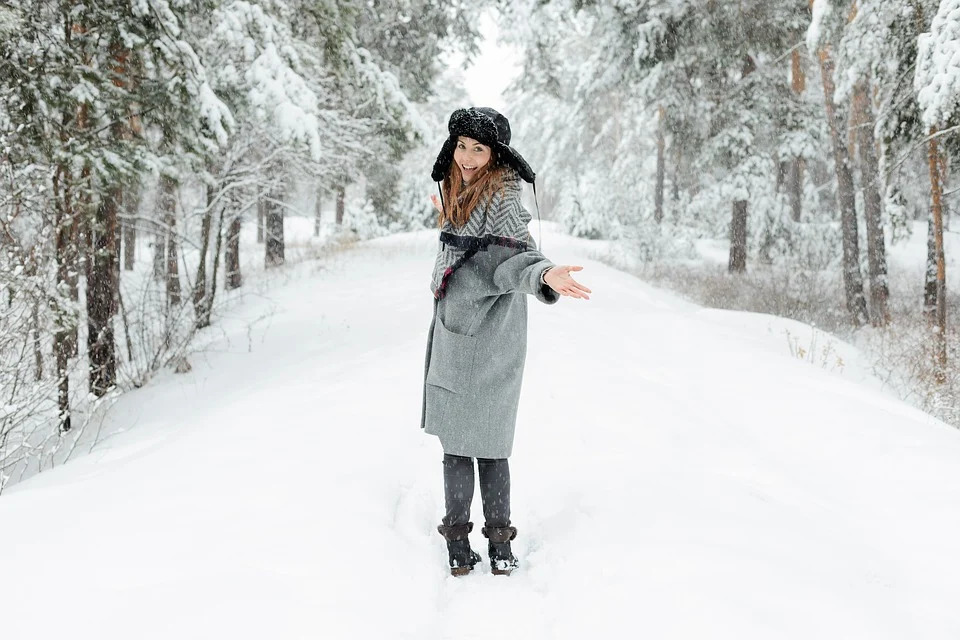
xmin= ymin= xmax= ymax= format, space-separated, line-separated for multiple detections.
xmin=453 ymin=136 xmax=492 ymax=183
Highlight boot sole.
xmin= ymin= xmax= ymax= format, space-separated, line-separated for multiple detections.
xmin=491 ymin=568 xmax=513 ymax=576
xmin=450 ymin=566 xmax=473 ymax=577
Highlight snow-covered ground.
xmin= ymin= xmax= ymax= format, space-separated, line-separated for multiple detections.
xmin=3 ymin=222 xmax=960 ymax=639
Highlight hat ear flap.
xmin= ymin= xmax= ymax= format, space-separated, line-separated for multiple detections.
xmin=431 ymin=137 xmax=456 ymax=182
xmin=497 ymin=144 xmax=536 ymax=183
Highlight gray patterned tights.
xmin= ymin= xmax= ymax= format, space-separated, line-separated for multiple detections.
xmin=441 ymin=453 xmax=510 ymax=529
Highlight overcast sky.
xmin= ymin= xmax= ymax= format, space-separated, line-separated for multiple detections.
xmin=456 ymin=11 xmax=522 ymax=113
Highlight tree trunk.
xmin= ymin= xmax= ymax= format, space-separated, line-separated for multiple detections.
xmin=152 ymin=176 xmax=166 ymax=281
xmin=790 ymin=34 xmax=808 ymax=220
xmin=336 ymin=185 xmax=345 ymax=225
xmin=265 ymin=192 xmax=285 ymax=267
xmin=672 ymin=140 xmax=681 ymax=202
xmin=924 ymin=217 xmax=938 ymax=318
xmin=152 ymin=218 xmax=165 ymax=281
xmin=226 ymin=216 xmax=243 ymax=289
xmin=728 ymin=55 xmax=756 ymax=275
xmin=314 ymin=187 xmax=322 ymax=237
xmin=112 ymin=190 xmax=122 ymax=318
xmin=87 ymin=188 xmax=119 ymax=396
xmin=193 ymin=177 xmax=215 ymax=329
xmin=119 ymin=39 xmax=140 ymax=275
xmin=939 ymin=150 xmax=951 ymax=231
xmin=853 ymin=81 xmax=890 ymax=326
xmin=55 ymin=328 xmax=71 ymax=433
xmin=53 ymin=25 xmax=80 ymax=380
xmin=655 ymin=106 xmax=666 ymax=224
xmin=211 ymin=206 xmax=226 ymax=306
xmin=69 ymin=25 xmax=89 ymax=359
xmin=123 ymin=214 xmax=136 ymax=270
xmin=257 ymin=197 xmax=265 ymax=243
xmin=123 ymin=186 xmax=137 ymax=270
xmin=108 ymin=40 xmax=128 ymax=319
xmin=32 ymin=295 xmax=42 ymax=381
xmin=791 ymin=46 xmax=806 ymax=93
xmin=728 ymin=200 xmax=748 ymax=273
xmin=776 ymin=161 xmax=789 ymax=192
xmin=788 ymin=159 xmax=804 ymax=223
xmin=789 ymin=50 xmax=806 ymax=223
xmin=73 ymin=167 xmax=92 ymax=358
xmin=160 ymin=176 xmax=181 ymax=306
xmin=818 ymin=49 xmax=869 ymax=326
xmin=925 ymin=127 xmax=948 ymax=383
xmin=53 ymin=164 xmax=79 ymax=358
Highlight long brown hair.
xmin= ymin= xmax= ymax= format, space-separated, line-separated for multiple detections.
xmin=438 ymin=154 xmax=508 ymax=228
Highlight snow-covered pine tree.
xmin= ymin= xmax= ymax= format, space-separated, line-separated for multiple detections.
xmin=0 ymin=0 xmax=234 ymax=485
xmin=915 ymin=0 xmax=959 ymax=382
xmin=504 ymin=0 xmax=816 ymax=269
xmin=808 ymin=0 xmax=870 ymax=325
xmin=343 ymin=0 xmax=481 ymax=229
xmin=0 ymin=0 xmax=233 ymax=404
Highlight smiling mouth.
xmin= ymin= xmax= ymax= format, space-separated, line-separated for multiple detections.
xmin=461 ymin=165 xmax=477 ymax=171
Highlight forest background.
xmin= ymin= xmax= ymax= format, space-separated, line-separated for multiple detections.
xmin=0 ymin=0 xmax=957 ymax=491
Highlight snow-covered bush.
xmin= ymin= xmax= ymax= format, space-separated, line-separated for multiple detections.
xmin=341 ymin=199 xmax=386 ymax=241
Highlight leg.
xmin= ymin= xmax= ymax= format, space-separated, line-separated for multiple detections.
xmin=477 ymin=457 xmax=510 ymax=527
xmin=438 ymin=454 xmax=481 ymax=574
xmin=478 ymin=457 xmax=518 ymax=575
xmin=441 ymin=453 xmax=474 ymax=527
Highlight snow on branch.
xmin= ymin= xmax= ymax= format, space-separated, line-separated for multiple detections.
xmin=208 ymin=1 xmax=330 ymax=161
xmin=806 ymin=0 xmax=842 ymax=53
xmin=916 ymin=0 xmax=960 ymax=128
xmin=349 ymin=45 xmax=428 ymax=141
xmin=246 ymin=43 xmax=322 ymax=161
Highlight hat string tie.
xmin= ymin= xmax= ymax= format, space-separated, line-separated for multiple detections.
xmin=533 ymin=181 xmax=543 ymax=251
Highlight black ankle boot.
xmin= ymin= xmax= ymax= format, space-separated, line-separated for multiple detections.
xmin=437 ymin=522 xmax=482 ymax=576
xmin=482 ymin=524 xmax=518 ymax=575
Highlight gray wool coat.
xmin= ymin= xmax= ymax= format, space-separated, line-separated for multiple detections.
xmin=420 ymin=193 xmax=559 ymax=459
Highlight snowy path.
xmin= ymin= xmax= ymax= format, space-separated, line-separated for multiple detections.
xmin=3 ymin=226 xmax=960 ymax=639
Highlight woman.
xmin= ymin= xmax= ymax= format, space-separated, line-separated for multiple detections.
xmin=421 ymin=107 xmax=591 ymax=576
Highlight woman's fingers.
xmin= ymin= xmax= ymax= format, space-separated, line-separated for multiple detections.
xmin=565 ymin=285 xmax=589 ymax=298
xmin=561 ymin=286 xmax=589 ymax=300
xmin=546 ymin=265 xmax=591 ymax=299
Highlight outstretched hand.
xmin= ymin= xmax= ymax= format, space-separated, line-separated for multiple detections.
xmin=545 ymin=265 xmax=592 ymax=300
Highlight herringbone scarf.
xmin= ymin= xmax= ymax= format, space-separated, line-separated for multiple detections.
xmin=431 ymin=170 xmax=532 ymax=300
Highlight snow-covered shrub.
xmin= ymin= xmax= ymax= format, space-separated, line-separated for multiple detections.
xmin=857 ymin=317 xmax=960 ymax=428
xmin=883 ymin=185 xmax=914 ymax=246
xmin=341 ymin=198 xmax=386 ymax=240
xmin=619 ymin=219 xmax=698 ymax=264
xmin=556 ymin=186 xmax=607 ymax=240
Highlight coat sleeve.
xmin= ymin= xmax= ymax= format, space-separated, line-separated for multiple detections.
xmin=492 ymin=237 xmax=560 ymax=304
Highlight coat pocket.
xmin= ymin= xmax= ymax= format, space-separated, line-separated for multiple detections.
xmin=426 ymin=315 xmax=479 ymax=394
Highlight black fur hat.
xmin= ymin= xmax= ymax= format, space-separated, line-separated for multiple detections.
xmin=431 ymin=107 xmax=535 ymax=184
